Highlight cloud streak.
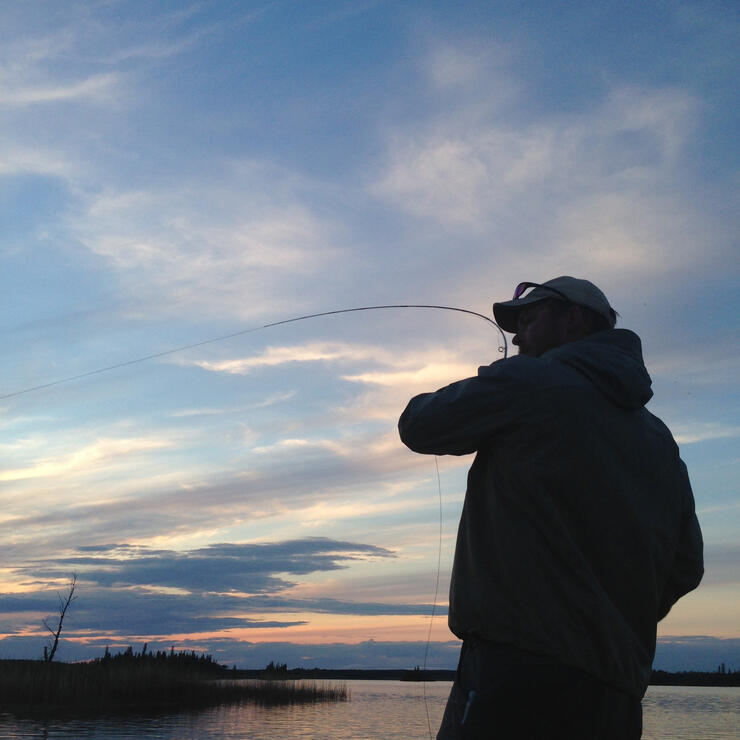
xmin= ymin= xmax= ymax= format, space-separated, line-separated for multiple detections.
xmin=69 ymin=177 xmax=343 ymax=321
xmin=0 ymin=436 xmax=172 ymax=483
xmin=17 ymin=538 xmax=395 ymax=593
xmin=0 ymin=73 xmax=119 ymax=106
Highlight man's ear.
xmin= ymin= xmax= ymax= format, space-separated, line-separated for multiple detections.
xmin=565 ymin=304 xmax=589 ymax=339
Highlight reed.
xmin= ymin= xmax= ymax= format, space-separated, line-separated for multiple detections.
xmin=0 ymin=653 xmax=348 ymax=714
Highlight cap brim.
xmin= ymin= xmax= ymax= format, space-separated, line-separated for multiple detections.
xmin=493 ymin=294 xmax=547 ymax=333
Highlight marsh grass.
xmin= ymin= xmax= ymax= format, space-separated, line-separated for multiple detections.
xmin=0 ymin=653 xmax=348 ymax=715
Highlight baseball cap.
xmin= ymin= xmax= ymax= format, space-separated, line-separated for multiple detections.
xmin=493 ymin=276 xmax=617 ymax=333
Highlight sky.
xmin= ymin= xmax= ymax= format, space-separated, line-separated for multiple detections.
xmin=1 ymin=0 xmax=738 ymax=673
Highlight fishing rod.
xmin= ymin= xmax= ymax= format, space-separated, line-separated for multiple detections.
xmin=0 ymin=304 xmax=507 ymax=401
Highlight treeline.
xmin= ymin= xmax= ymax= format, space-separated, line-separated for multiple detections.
xmin=95 ymin=644 xmax=225 ymax=674
xmin=239 ymin=663 xmax=740 ymax=687
xmin=236 ymin=666 xmax=455 ymax=681
xmin=0 ymin=647 xmax=347 ymax=715
xmin=651 ymin=666 xmax=740 ymax=687
xmin=264 ymin=660 xmax=289 ymax=676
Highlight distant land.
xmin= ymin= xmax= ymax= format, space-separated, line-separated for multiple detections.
xmin=238 ymin=666 xmax=740 ymax=687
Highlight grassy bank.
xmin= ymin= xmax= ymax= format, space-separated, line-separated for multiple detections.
xmin=0 ymin=651 xmax=347 ymax=714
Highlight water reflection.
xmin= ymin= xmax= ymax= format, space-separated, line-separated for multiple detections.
xmin=642 ymin=686 xmax=740 ymax=740
xmin=1 ymin=682 xmax=738 ymax=739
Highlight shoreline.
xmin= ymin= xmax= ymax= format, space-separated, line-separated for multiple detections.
xmin=235 ymin=667 xmax=740 ymax=687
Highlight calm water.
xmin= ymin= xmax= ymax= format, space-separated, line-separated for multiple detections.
xmin=1 ymin=681 xmax=738 ymax=739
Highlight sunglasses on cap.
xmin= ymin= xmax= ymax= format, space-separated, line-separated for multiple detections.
xmin=513 ymin=281 xmax=571 ymax=303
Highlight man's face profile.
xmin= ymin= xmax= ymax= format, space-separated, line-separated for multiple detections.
xmin=512 ymin=301 xmax=569 ymax=357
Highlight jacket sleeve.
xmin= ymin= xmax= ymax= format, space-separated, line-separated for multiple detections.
xmin=398 ymin=358 xmax=527 ymax=456
xmin=657 ymin=463 xmax=704 ymax=621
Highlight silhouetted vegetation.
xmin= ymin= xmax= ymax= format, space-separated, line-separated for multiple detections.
xmin=234 ymin=664 xmax=740 ymax=686
xmin=42 ymin=574 xmax=77 ymax=663
xmin=233 ymin=666 xmax=456 ymax=681
xmin=0 ymin=646 xmax=347 ymax=715
xmin=264 ymin=660 xmax=289 ymax=678
xmin=650 ymin=665 xmax=740 ymax=687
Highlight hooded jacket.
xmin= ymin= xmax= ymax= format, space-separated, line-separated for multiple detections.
xmin=398 ymin=329 xmax=703 ymax=696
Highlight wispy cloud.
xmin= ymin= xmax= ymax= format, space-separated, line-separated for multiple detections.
xmin=426 ymin=41 xmax=514 ymax=93
xmin=188 ymin=343 xmax=374 ymax=375
xmin=0 ymin=73 xmax=119 ymax=106
xmin=70 ymin=174 xmax=343 ymax=321
xmin=373 ymin=73 xmax=704 ymax=278
xmin=377 ymin=83 xmax=694 ymax=201
xmin=0 ymin=144 xmax=79 ymax=178
xmin=342 ymin=361 xmax=474 ymax=387
xmin=184 ymin=340 xmax=476 ymax=385
xmin=673 ymin=422 xmax=740 ymax=445
xmin=169 ymin=392 xmax=297 ymax=418
xmin=0 ymin=436 xmax=172 ymax=483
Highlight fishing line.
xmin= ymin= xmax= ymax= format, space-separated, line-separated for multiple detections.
xmin=1 ymin=304 xmax=506 ymax=401
xmin=423 ymin=455 xmax=444 ymax=740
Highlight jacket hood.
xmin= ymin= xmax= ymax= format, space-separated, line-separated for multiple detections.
xmin=546 ymin=329 xmax=653 ymax=409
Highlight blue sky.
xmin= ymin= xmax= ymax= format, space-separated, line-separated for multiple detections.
xmin=1 ymin=0 xmax=738 ymax=671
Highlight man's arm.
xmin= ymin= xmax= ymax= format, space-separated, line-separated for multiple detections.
xmin=398 ymin=359 xmax=526 ymax=456
xmin=658 ymin=464 xmax=704 ymax=621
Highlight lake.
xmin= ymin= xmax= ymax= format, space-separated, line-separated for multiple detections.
xmin=1 ymin=681 xmax=738 ymax=739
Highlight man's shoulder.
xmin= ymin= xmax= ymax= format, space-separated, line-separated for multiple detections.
xmin=477 ymin=352 xmax=586 ymax=388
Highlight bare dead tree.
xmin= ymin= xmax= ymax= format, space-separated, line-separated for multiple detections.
xmin=43 ymin=574 xmax=77 ymax=662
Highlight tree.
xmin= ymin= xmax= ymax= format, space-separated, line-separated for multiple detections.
xmin=43 ymin=574 xmax=77 ymax=663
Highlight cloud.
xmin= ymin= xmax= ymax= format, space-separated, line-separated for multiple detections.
xmin=188 ymin=342 xmax=377 ymax=375
xmin=0 ymin=73 xmax=119 ymax=106
xmin=380 ymin=84 xmax=696 ymax=209
xmin=0 ymin=436 xmax=172 ymax=483
xmin=69 ymin=172 xmax=343 ymax=321
xmin=15 ymin=538 xmax=394 ymax=593
xmin=426 ymin=41 xmax=514 ymax=93
xmin=654 ymin=636 xmax=740 ymax=672
xmin=673 ymin=422 xmax=740 ymax=445
xmin=0 ymin=24 xmax=124 ymax=109
xmin=342 ymin=361 xmax=474 ymax=388
xmin=250 ymin=437 xmax=349 ymax=457
xmin=0 ymin=588 xmax=309 ymax=639
xmin=0 ymin=3 xmax=217 ymax=91
xmin=372 ymin=77 xmax=705 ymax=279
xmin=179 ymin=337 xmax=480 ymax=411
xmin=181 ymin=339 xmax=477 ymax=395
xmin=0 ymin=145 xmax=78 ymax=178
xmin=168 ymin=392 xmax=298 ymax=418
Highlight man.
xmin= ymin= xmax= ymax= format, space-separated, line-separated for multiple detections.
xmin=398 ymin=277 xmax=703 ymax=739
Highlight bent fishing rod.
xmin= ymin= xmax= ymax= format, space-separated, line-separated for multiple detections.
xmin=1 ymin=304 xmax=508 ymax=401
